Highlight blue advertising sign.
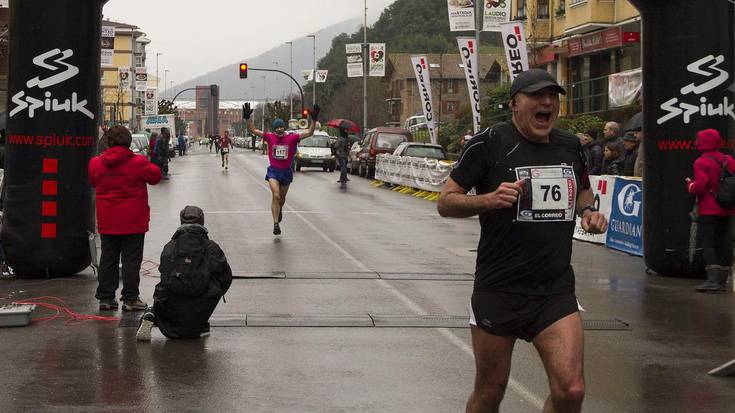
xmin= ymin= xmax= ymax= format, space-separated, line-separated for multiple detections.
xmin=606 ymin=178 xmax=644 ymax=256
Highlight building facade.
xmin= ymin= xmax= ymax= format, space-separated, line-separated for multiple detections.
xmin=515 ymin=0 xmax=642 ymax=118
xmin=385 ymin=53 xmax=505 ymax=128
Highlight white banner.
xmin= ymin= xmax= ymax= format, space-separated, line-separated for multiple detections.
xmin=141 ymin=114 xmax=175 ymax=131
xmin=347 ymin=63 xmax=363 ymax=78
xmin=345 ymin=43 xmax=362 ymax=54
xmin=375 ymin=154 xmax=454 ymax=193
xmin=346 ymin=44 xmax=364 ymax=78
xmin=457 ymin=37 xmax=481 ymax=133
xmin=573 ymin=175 xmax=615 ymax=244
xmin=101 ymin=25 xmax=115 ymax=67
xmin=144 ymin=88 xmax=158 ymax=116
xmin=118 ymin=66 xmax=131 ymax=90
xmin=483 ymin=0 xmax=511 ymax=32
xmin=501 ymin=21 xmax=529 ymax=80
xmin=315 ymin=70 xmax=328 ymax=83
xmin=447 ymin=0 xmax=476 ymax=32
xmin=609 ymin=68 xmax=642 ymax=108
xmin=135 ymin=67 xmax=148 ymax=92
xmin=411 ymin=55 xmax=438 ymax=144
xmin=369 ymin=43 xmax=386 ymax=77
xmin=301 ymin=69 xmax=314 ymax=81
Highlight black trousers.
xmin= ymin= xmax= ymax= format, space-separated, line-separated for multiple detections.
xmin=95 ymin=233 xmax=145 ymax=301
xmin=698 ymin=215 xmax=733 ymax=267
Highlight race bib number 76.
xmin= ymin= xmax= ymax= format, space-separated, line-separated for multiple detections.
xmin=515 ymin=165 xmax=577 ymax=222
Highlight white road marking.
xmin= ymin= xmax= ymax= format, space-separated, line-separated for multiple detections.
xmin=233 ymin=155 xmax=545 ymax=411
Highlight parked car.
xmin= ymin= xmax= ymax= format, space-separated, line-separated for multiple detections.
xmin=393 ymin=142 xmax=448 ymax=160
xmin=293 ymin=131 xmax=336 ymax=172
xmin=351 ymin=127 xmax=411 ymax=178
xmin=131 ymin=133 xmax=150 ymax=157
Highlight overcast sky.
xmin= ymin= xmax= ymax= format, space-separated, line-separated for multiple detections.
xmin=103 ymin=0 xmax=396 ymax=84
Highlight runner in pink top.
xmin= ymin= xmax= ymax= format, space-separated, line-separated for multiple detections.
xmin=220 ymin=130 xmax=233 ymax=170
xmin=244 ymin=103 xmax=320 ymax=235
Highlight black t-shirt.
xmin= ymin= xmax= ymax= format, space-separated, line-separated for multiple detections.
xmin=451 ymin=122 xmax=590 ymax=295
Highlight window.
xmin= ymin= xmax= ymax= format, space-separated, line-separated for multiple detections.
xmin=135 ymin=55 xmax=143 ymax=67
xmin=446 ymin=79 xmax=456 ymax=94
xmin=537 ymin=0 xmax=549 ymax=19
xmin=517 ymin=0 xmax=526 ymax=18
xmin=445 ymin=101 xmax=457 ymax=114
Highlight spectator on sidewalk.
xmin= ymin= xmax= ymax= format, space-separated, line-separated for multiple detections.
xmin=89 ymin=125 xmax=162 ymax=312
xmin=601 ymin=141 xmax=624 ymax=175
xmin=148 ymin=132 xmax=159 ymax=163
xmin=686 ymin=129 xmax=735 ymax=293
xmin=585 ymin=129 xmax=603 ymax=175
xmin=155 ymin=128 xmax=171 ymax=180
xmin=621 ymin=133 xmax=640 ymax=176
xmin=136 ymin=206 xmax=233 ymax=340
xmin=177 ymin=132 xmax=186 ymax=156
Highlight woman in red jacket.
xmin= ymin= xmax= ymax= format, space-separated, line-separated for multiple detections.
xmin=89 ymin=126 xmax=162 ymax=310
xmin=686 ymin=129 xmax=735 ymax=292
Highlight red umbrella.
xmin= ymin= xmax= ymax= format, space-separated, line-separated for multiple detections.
xmin=326 ymin=119 xmax=361 ymax=133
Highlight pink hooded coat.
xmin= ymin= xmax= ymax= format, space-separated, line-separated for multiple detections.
xmin=687 ymin=129 xmax=735 ymax=216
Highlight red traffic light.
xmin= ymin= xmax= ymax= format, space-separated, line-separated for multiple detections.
xmin=239 ymin=63 xmax=248 ymax=79
xmin=302 ymin=109 xmax=310 ymax=118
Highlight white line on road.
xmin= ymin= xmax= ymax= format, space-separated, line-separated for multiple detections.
xmin=233 ymin=155 xmax=545 ymax=411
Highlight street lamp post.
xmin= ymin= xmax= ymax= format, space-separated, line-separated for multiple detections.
xmin=272 ymin=60 xmax=279 ymax=100
xmin=307 ymin=34 xmax=316 ymax=107
xmin=285 ymin=41 xmax=293 ymax=119
xmin=164 ymin=69 xmax=169 ymax=100
xmin=261 ymin=75 xmax=267 ymax=131
xmin=363 ymin=0 xmax=368 ymax=132
xmin=156 ymin=52 xmax=162 ymax=93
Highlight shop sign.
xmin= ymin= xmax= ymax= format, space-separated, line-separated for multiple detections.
xmin=568 ymin=27 xmax=624 ymax=57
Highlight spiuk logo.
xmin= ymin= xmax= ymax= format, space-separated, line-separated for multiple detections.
xmin=658 ymin=54 xmax=734 ymax=125
xmin=10 ymin=48 xmax=94 ymax=120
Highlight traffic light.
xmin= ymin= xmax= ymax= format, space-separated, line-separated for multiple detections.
xmin=302 ymin=108 xmax=310 ymax=119
xmin=239 ymin=63 xmax=248 ymax=79
xmin=210 ymin=84 xmax=218 ymax=97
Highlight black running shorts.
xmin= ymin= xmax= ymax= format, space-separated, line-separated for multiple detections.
xmin=470 ymin=291 xmax=578 ymax=342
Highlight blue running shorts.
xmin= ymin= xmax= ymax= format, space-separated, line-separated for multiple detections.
xmin=265 ymin=166 xmax=293 ymax=186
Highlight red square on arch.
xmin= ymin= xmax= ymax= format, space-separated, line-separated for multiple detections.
xmin=42 ymin=180 xmax=58 ymax=196
xmin=43 ymin=158 xmax=59 ymax=174
xmin=41 ymin=223 xmax=57 ymax=239
xmin=42 ymin=201 xmax=57 ymax=217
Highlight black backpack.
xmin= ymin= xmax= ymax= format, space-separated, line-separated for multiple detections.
xmin=160 ymin=229 xmax=210 ymax=297
xmin=713 ymin=157 xmax=735 ymax=208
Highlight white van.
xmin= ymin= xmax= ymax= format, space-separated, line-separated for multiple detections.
xmin=403 ymin=115 xmax=427 ymax=133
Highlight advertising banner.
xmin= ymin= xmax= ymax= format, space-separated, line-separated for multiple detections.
xmin=457 ymin=37 xmax=481 ymax=133
xmin=609 ymin=68 xmax=642 ymax=108
xmin=144 ymin=88 xmax=158 ymax=116
xmin=501 ymin=21 xmax=529 ymax=80
xmin=375 ymin=154 xmax=454 ymax=193
xmin=483 ymin=0 xmax=511 ymax=32
xmin=346 ymin=43 xmax=363 ymax=78
xmin=410 ymin=55 xmax=438 ymax=144
xmin=101 ymin=25 xmax=114 ymax=67
xmin=301 ymin=69 xmax=314 ymax=81
xmin=315 ymin=70 xmax=328 ymax=83
xmin=606 ymin=177 xmax=644 ymax=256
xmin=135 ymin=67 xmax=147 ymax=92
xmin=369 ymin=43 xmax=386 ymax=77
xmin=118 ymin=66 xmax=131 ymax=89
xmin=141 ymin=114 xmax=175 ymax=131
xmin=447 ymin=0 xmax=475 ymax=31
xmin=574 ymin=175 xmax=615 ymax=244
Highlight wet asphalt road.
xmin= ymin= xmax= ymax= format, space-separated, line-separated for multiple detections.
xmin=1 ymin=144 xmax=734 ymax=412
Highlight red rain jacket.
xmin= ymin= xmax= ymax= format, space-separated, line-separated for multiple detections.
xmin=688 ymin=129 xmax=735 ymax=216
xmin=89 ymin=146 xmax=162 ymax=234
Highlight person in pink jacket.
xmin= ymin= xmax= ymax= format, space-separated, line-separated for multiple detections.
xmin=89 ymin=126 xmax=162 ymax=310
xmin=686 ymin=129 xmax=735 ymax=292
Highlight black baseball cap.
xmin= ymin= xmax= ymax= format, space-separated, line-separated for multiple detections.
xmin=510 ymin=69 xmax=566 ymax=97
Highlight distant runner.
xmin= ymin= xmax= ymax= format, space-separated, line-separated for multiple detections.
xmin=220 ymin=130 xmax=233 ymax=170
xmin=243 ymin=102 xmax=320 ymax=235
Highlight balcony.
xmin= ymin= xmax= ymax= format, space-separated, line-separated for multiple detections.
xmin=564 ymin=0 xmax=616 ymax=35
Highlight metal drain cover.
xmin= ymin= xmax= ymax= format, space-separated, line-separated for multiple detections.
xmin=210 ymin=314 xmax=247 ymax=327
xmin=285 ymin=272 xmax=378 ymax=279
xmin=247 ymin=314 xmax=374 ymax=327
xmin=371 ymin=314 xmax=468 ymax=328
xmin=379 ymin=273 xmax=474 ymax=281
xmin=231 ymin=271 xmax=286 ymax=279
xmin=582 ymin=319 xmax=631 ymax=331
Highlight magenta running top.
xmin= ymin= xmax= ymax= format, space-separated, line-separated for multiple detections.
xmin=264 ymin=132 xmax=300 ymax=169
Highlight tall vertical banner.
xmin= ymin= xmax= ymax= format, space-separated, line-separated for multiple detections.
xmin=118 ymin=66 xmax=131 ymax=90
xmin=411 ymin=55 xmax=438 ymax=144
xmin=135 ymin=67 xmax=147 ymax=92
xmin=447 ymin=0 xmax=476 ymax=31
xmin=501 ymin=22 xmax=530 ymax=80
xmin=100 ymin=25 xmax=115 ymax=67
xmin=346 ymin=43 xmax=363 ymax=78
xmin=3 ymin=0 xmax=106 ymax=276
xmin=483 ymin=0 xmax=511 ymax=32
xmin=144 ymin=88 xmax=158 ymax=115
xmin=315 ymin=70 xmax=328 ymax=83
xmin=457 ymin=37 xmax=481 ymax=133
xmin=369 ymin=43 xmax=386 ymax=77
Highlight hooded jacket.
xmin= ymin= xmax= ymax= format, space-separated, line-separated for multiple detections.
xmin=687 ymin=129 xmax=735 ymax=216
xmin=89 ymin=145 xmax=162 ymax=234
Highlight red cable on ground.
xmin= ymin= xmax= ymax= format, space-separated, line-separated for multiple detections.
xmin=140 ymin=259 xmax=160 ymax=278
xmin=12 ymin=296 xmax=120 ymax=324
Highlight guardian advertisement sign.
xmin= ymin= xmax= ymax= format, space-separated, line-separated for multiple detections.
xmin=501 ymin=22 xmax=529 ymax=80
xmin=411 ymin=55 xmax=438 ymax=144
xmin=457 ymin=37 xmax=481 ymax=133
xmin=606 ymin=178 xmax=643 ymax=256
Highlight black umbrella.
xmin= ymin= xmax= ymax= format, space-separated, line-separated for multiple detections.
xmin=624 ymin=112 xmax=642 ymax=132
